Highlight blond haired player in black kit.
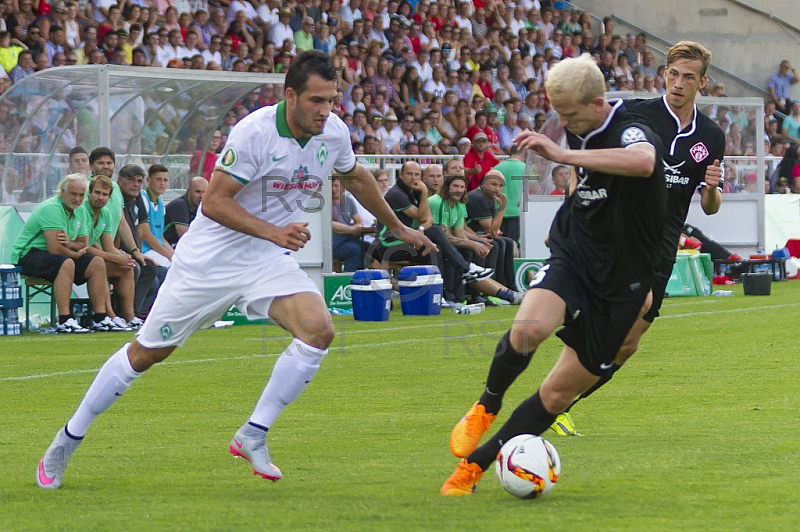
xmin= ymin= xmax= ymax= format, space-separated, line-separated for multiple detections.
xmin=441 ymin=54 xmax=667 ymax=495
xmin=550 ymin=42 xmax=725 ymax=433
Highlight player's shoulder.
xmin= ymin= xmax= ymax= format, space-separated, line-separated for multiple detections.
xmin=694 ymin=109 xmax=725 ymax=139
xmin=608 ymin=100 xmax=657 ymax=146
xmin=322 ymin=111 xmax=351 ymax=142
xmin=233 ymin=104 xmax=278 ymax=136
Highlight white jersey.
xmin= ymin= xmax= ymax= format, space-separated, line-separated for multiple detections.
xmin=175 ymin=101 xmax=356 ymax=275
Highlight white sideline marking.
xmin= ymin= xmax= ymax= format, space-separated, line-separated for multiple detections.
xmin=0 ymin=335 xmax=475 ymax=383
xmin=660 ymin=302 xmax=800 ymax=319
xmin=4 ymin=302 xmax=799 ymax=383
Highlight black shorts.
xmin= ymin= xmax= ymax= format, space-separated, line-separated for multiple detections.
xmin=18 ymin=248 xmax=94 ymax=285
xmin=642 ymin=257 xmax=675 ymax=322
xmin=530 ymin=258 xmax=647 ymax=376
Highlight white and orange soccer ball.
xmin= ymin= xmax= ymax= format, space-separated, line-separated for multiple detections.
xmin=495 ymin=434 xmax=561 ymax=499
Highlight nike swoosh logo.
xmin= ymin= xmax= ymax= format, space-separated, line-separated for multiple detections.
xmin=38 ymin=459 xmax=55 ymax=485
xmin=233 ymin=438 xmax=243 ymax=449
xmin=599 ymin=362 xmax=614 ymax=371
xmin=272 ymin=155 xmax=287 ymax=162
xmin=114 ymin=392 xmax=122 ymax=396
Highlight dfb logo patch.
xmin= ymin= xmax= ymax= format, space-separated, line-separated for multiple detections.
xmin=621 ymin=127 xmax=647 ymax=146
xmin=690 ymin=142 xmax=709 ymax=163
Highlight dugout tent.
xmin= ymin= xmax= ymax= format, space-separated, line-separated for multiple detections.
xmin=0 ymin=65 xmax=286 ymax=204
xmin=0 ymin=66 xmax=334 ymax=285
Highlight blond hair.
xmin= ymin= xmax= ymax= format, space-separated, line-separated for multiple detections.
xmin=667 ymin=41 xmax=712 ymax=76
xmin=545 ymin=54 xmax=605 ymax=105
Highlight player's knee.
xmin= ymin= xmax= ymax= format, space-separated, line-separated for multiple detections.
xmin=310 ymin=323 xmax=335 ymax=349
xmin=509 ymin=322 xmax=549 ymax=353
xmin=616 ymin=337 xmax=639 ymax=364
xmin=128 ymin=339 xmax=174 ymax=371
xmin=538 ymin=385 xmax=574 ymax=415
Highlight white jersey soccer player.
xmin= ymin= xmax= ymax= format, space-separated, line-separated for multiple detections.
xmin=37 ymin=51 xmax=434 ymax=489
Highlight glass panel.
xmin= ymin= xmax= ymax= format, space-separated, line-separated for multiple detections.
xmin=0 ymin=67 xmax=285 ymax=203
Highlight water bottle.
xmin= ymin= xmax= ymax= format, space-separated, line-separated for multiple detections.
xmin=712 ymin=290 xmax=734 ymax=297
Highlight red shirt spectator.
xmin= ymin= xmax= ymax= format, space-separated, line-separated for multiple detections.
xmin=464 ymin=133 xmax=499 ymax=190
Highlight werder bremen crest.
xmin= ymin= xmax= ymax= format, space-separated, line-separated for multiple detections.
xmin=317 ymin=142 xmax=327 ymax=166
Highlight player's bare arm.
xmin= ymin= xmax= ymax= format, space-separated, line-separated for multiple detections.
xmin=341 ymin=163 xmax=437 ymax=255
xmin=514 ymin=130 xmax=655 ymax=177
xmin=204 ymin=169 xmax=312 ymax=252
xmin=700 ymin=159 xmax=722 ymax=215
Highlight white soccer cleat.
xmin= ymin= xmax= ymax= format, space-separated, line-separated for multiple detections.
xmin=37 ymin=428 xmax=82 ymax=489
xmin=229 ymin=424 xmax=282 ymax=481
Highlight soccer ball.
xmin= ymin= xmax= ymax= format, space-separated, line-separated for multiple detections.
xmin=495 ymin=434 xmax=561 ymax=499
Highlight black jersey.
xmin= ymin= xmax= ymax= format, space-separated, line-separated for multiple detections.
xmin=624 ymin=96 xmax=725 ymax=267
xmin=548 ymin=99 xmax=666 ymax=302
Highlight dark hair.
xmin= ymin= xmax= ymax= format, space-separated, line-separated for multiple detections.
xmin=148 ymin=163 xmax=169 ymax=177
xmin=285 ymin=50 xmax=337 ymax=96
xmin=440 ymin=173 xmax=468 ymax=204
xmin=89 ymin=146 xmax=115 ymax=164
xmin=118 ymin=163 xmax=146 ymax=180
xmin=69 ymin=146 xmax=88 ymax=158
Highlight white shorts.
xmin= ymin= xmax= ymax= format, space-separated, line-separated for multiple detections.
xmin=136 ymin=253 xmax=320 ymax=348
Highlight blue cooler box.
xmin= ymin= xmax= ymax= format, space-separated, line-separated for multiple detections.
xmin=350 ymin=269 xmax=392 ymax=321
xmin=398 ymin=265 xmax=443 ymax=316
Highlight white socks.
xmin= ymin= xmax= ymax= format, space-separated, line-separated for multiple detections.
xmin=248 ymin=338 xmax=327 ymax=429
xmin=66 ymin=344 xmax=142 ymax=438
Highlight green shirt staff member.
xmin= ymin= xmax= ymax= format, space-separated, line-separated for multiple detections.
xmin=429 ymin=173 xmax=491 ymax=260
xmin=11 ymin=174 xmax=111 ymax=333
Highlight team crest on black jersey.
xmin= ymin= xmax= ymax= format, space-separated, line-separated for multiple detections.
xmin=621 ymin=127 xmax=647 ymax=145
xmin=689 ymin=142 xmax=709 ymax=163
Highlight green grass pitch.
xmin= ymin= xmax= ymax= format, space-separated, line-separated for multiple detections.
xmin=2 ymin=282 xmax=799 ymax=530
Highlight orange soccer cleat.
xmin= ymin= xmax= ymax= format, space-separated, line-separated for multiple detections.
xmin=449 ymin=402 xmax=497 ymax=458
xmin=440 ymin=459 xmax=486 ymax=496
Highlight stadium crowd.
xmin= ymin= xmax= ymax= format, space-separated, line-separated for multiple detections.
xmin=0 ymin=0 xmax=791 ymax=193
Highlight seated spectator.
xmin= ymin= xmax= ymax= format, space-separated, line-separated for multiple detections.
xmin=77 ymin=174 xmax=138 ymax=330
xmin=464 ymin=132 xmax=499 ymax=190
xmin=189 ymin=129 xmax=223 ymax=180
xmin=11 ymin=174 xmax=121 ymax=333
xmin=768 ymin=60 xmax=798 ymax=115
xmin=370 ymin=161 xmax=494 ymax=305
xmin=781 ymin=100 xmax=800 ymax=143
xmin=164 ymin=176 xmax=207 ymax=247
xmin=550 ymin=164 xmax=570 ymax=195
xmin=497 ymin=112 xmax=522 ymax=154
xmin=770 ymin=142 xmax=800 ymax=193
xmin=331 ymin=174 xmax=364 ymax=272
xmin=430 ymin=172 xmax=523 ymax=306
xmin=423 ymin=163 xmax=443 ymax=197
xmin=465 ymin=170 xmax=516 ymax=290
xmin=140 ymin=164 xmax=174 ymax=309
xmin=116 ymin=164 xmax=158 ymax=318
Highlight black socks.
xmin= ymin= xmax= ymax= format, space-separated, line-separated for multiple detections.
xmin=479 ymin=330 xmax=534 ymax=415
